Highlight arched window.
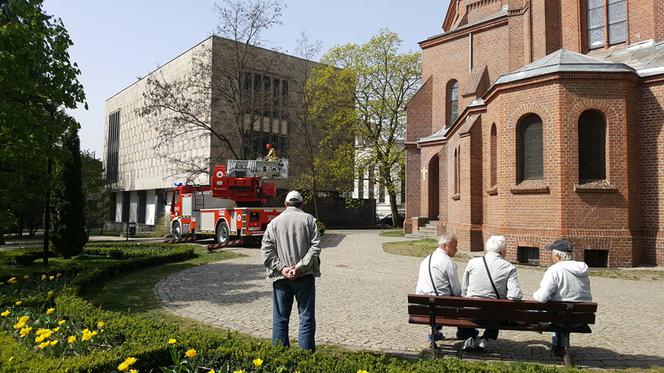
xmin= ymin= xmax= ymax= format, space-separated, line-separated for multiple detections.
xmin=517 ymin=114 xmax=543 ymax=182
xmin=447 ymin=80 xmax=459 ymax=126
xmin=490 ymin=124 xmax=497 ymax=186
xmin=578 ymin=110 xmax=606 ymax=182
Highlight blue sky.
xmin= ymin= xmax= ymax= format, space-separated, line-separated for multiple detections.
xmin=43 ymin=0 xmax=449 ymax=156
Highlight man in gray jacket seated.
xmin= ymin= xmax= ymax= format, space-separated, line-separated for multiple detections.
xmin=533 ymin=239 xmax=592 ymax=356
xmin=459 ymin=235 xmax=522 ymax=351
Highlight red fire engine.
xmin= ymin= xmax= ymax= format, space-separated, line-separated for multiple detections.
xmin=169 ymin=163 xmax=284 ymax=243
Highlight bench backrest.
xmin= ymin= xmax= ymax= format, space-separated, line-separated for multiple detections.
xmin=408 ymin=294 xmax=597 ymax=325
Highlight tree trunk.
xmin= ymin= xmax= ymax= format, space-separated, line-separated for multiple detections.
xmin=388 ymin=190 xmax=400 ymax=228
xmin=42 ymin=156 xmax=51 ymax=265
xmin=311 ymin=168 xmax=319 ymax=219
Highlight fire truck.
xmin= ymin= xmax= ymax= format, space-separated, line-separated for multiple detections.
xmin=169 ymin=160 xmax=287 ymax=243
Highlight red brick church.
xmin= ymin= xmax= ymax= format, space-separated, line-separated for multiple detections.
xmin=405 ymin=0 xmax=664 ymax=267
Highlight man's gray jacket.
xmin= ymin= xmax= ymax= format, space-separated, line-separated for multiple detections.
xmin=462 ymin=252 xmax=523 ymax=300
xmin=260 ymin=206 xmax=321 ymax=281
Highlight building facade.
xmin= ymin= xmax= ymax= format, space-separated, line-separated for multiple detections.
xmin=104 ymin=36 xmax=317 ymax=229
xmin=405 ymin=0 xmax=664 ymax=267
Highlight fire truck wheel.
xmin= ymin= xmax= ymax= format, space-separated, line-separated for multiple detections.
xmin=172 ymin=222 xmax=182 ymax=240
xmin=215 ymin=221 xmax=229 ymax=244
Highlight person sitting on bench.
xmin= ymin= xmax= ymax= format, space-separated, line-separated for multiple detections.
xmin=415 ymin=233 xmax=461 ymax=342
xmin=459 ymin=235 xmax=523 ymax=351
xmin=533 ymin=239 xmax=592 ymax=357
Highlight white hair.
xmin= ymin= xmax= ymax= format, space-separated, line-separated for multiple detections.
xmin=438 ymin=233 xmax=457 ymax=248
xmin=552 ymin=249 xmax=572 ymax=261
xmin=485 ymin=235 xmax=507 ymax=253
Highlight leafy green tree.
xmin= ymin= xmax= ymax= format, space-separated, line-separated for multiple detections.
xmin=51 ymin=121 xmax=88 ymax=258
xmin=320 ymin=30 xmax=421 ymax=227
xmin=0 ymin=0 xmax=86 ymax=260
xmin=81 ymin=150 xmax=109 ymax=233
xmin=289 ymin=33 xmax=356 ymax=217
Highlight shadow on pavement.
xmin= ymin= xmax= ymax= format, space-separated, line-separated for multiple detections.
xmin=320 ymin=233 xmax=345 ymax=249
xmin=426 ymin=338 xmax=664 ymax=369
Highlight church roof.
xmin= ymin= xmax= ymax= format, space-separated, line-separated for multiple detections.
xmin=417 ymin=126 xmax=448 ymax=143
xmin=495 ymin=49 xmax=635 ymax=85
xmin=596 ymin=39 xmax=664 ymax=77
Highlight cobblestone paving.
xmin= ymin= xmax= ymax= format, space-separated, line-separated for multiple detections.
xmin=156 ymin=230 xmax=664 ymax=369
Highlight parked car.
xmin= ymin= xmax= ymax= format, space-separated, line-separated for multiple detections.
xmin=377 ymin=212 xmax=405 ymax=227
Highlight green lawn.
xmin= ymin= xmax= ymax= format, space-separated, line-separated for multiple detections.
xmin=383 ymin=238 xmax=471 ymax=261
xmin=82 ymin=247 xmax=242 ymax=313
xmin=379 ymin=229 xmax=405 ymax=237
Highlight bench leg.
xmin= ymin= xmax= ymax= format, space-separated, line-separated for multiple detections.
xmin=563 ymin=332 xmax=572 ymax=367
xmin=430 ymin=324 xmax=438 ymax=353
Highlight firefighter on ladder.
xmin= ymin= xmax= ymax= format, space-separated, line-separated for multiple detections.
xmin=265 ymin=143 xmax=277 ymax=161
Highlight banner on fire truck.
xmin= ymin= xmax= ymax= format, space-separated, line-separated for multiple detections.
xmin=226 ymin=159 xmax=288 ymax=179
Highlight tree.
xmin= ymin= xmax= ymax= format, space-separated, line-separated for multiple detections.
xmin=51 ymin=120 xmax=88 ymax=259
xmin=139 ymin=0 xmax=285 ymax=181
xmin=81 ymin=150 xmax=109 ymax=233
xmin=288 ymin=33 xmax=356 ymax=217
xmin=320 ymin=30 xmax=421 ymax=227
xmin=0 ymin=0 xmax=86 ymax=261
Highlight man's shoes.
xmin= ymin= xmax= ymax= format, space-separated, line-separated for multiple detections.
xmin=427 ymin=330 xmax=445 ymax=341
xmin=462 ymin=337 xmax=476 ymax=350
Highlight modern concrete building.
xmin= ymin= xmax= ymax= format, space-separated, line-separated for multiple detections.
xmin=406 ymin=0 xmax=664 ymax=267
xmin=103 ymin=36 xmax=318 ymax=230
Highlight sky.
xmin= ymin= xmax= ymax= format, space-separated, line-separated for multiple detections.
xmin=43 ymin=0 xmax=450 ymax=157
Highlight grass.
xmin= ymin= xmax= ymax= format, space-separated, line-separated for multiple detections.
xmin=82 ymin=246 xmax=242 ymax=313
xmin=379 ymin=229 xmax=405 ymax=237
xmin=382 ymin=238 xmax=471 ymax=262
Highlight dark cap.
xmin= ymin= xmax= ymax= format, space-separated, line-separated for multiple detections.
xmin=546 ymin=239 xmax=574 ymax=253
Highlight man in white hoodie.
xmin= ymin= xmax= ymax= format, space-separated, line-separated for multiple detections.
xmin=533 ymin=239 xmax=592 ymax=356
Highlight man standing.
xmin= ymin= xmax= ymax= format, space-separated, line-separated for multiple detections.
xmin=459 ymin=235 xmax=522 ymax=351
xmin=261 ymin=190 xmax=320 ymax=351
xmin=415 ymin=233 xmax=461 ymax=341
xmin=533 ymin=239 xmax=592 ymax=356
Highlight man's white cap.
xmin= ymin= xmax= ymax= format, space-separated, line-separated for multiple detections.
xmin=285 ymin=190 xmax=303 ymax=203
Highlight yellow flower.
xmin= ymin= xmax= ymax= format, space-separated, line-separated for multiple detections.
xmin=97 ymin=321 xmax=105 ymax=329
xmin=232 ymin=370 xmax=244 ymax=373
xmin=13 ymin=321 xmax=25 ymax=330
xmin=123 ymin=357 xmax=138 ymax=366
xmin=56 ymin=273 xmax=62 ymax=278
xmin=1 ymin=310 xmax=10 ymax=317
xmin=91 ymin=330 xmax=98 ymax=336
xmin=209 ymin=370 xmax=215 ymax=373
xmin=167 ymin=338 xmax=177 ymax=345
xmin=49 ymin=275 xmax=55 ymax=281
xmin=53 ymin=327 xmax=60 ymax=332
xmin=14 ymin=301 xmax=22 ymax=306
xmin=81 ymin=332 xmax=92 ymax=341
xmin=184 ymin=349 xmax=197 ymax=359
xmin=117 ymin=362 xmax=129 ymax=372
xmin=47 ymin=291 xmax=54 ymax=298
xmin=50 ymin=339 xmax=58 ymax=346
xmin=357 ymin=370 xmax=369 ymax=373
xmin=68 ymin=335 xmax=76 ymax=343
xmin=7 ymin=277 xmax=17 ymax=284
xmin=8 ymin=356 xmax=14 ymax=362
xmin=19 ymin=326 xmax=32 ymax=337
xmin=37 ymin=341 xmax=50 ymax=349
xmin=36 ymin=328 xmax=50 ymax=335
xmin=58 ymin=320 xmax=66 ymax=326
xmin=23 ymin=275 xmax=29 ymax=279
xmin=129 ymin=370 xmax=138 ymax=373
xmin=82 ymin=328 xmax=90 ymax=333
xmin=41 ymin=274 xmax=46 ymax=281
xmin=18 ymin=315 xmax=29 ymax=323
xmin=46 ymin=308 xmax=55 ymax=315
xmin=252 ymin=358 xmax=263 ymax=367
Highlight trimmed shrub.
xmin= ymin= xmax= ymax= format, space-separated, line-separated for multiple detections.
xmin=0 ymin=248 xmax=43 ymax=266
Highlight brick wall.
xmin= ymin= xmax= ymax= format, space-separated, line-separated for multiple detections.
xmin=638 ymin=78 xmax=664 ymax=265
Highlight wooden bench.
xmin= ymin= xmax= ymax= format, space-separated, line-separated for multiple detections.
xmin=407 ymin=294 xmax=598 ymax=367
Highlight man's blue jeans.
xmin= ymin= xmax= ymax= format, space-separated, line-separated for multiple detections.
xmin=272 ymin=274 xmax=316 ymax=351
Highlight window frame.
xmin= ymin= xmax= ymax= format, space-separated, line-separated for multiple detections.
xmin=447 ymin=80 xmax=459 ymax=127
xmin=517 ymin=114 xmax=544 ymax=183
xmin=585 ymin=0 xmax=628 ymax=50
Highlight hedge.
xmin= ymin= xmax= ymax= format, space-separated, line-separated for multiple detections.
xmin=0 ymin=248 xmax=44 ymax=266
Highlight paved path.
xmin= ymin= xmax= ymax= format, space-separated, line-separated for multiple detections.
xmin=156 ymin=230 xmax=664 ymax=369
